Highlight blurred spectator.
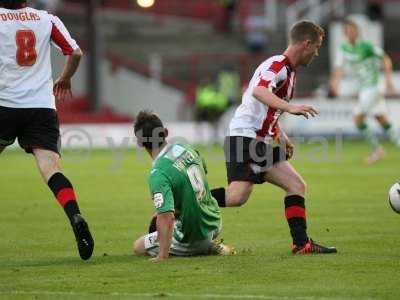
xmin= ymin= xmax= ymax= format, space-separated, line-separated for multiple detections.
xmin=244 ymin=10 xmax=268 ymax=55
xmin=217 ymin=67 xmax=240 ymax=105
xmin=217 ymin=0 xmax=236 ymax=33
xmin=366 ymin=0 xmax=383 ymax=21
xmin=194 ymin=78 xmax=229 ymax=144
xmin=29 ymin=0 xmax=61 ymax=13
xmin=195 ymin=78 xmax=229 ymax=123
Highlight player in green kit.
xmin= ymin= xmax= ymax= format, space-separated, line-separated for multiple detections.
xmin=132 ymin=111 xmax=235 ymax=262
xmin=330 ymin=18 xmax=400 ymax=164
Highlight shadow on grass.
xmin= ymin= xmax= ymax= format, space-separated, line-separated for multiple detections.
xmin=0 ymin=253 xmax=145 ymax=269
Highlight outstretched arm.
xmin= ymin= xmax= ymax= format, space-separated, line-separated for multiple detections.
xmin=53 ymin=48 xmax=83 ymax=101
xmin=252 ymin=86 xmax=318 ymax=119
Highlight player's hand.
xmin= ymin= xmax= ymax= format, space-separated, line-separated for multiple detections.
xmin=285 ymin=140 xmax=295 ymax=160
xmin=385 ymin=81 xmax=396 ymax=97
xmin=278 ymin=134 xmax=294 ymax=160
xmin=287 ymin=104 xmax=318 ymax=119
xmin=53 ymin=77 xmax=73 ymax=101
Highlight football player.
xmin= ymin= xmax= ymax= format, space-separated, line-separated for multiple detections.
xmin=133 ymin=111 xmax=235 ymax=261
xmin=211 ymin=21 xmax=337 ymax=255
xmin=0 ymin=0 xmax=94 ymax=260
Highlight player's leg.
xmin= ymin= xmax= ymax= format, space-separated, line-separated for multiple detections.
xmin=211 ymin=136 xmax=261 ymax=207
xmin=263 ymin=161 xmax=307 ymax=246
xmin=212 ymin=181 xmax=253 ymax=207
xmin=375 ymin=114 xmax=400 ymax=146
xmin=32 ymin=148 xmax=61 ymax=181
xmin=354 ymin=113 xmax=384 ymax=164
xmin=354 ymin=113 xmax=381 ymax=150
xmin=355 ymin=89 xmax=385 ymax=163
xmin=134 ymin=223 xmax=234 ymax=257
xmin=264 ymin=161 xmax=336 ymax=254
xmin=209 ymin=227 xmax=236 ymax=256
xmin=19 ymin=108 xmax=94 ymax=260
xmin=133 ymin=236 xmax=147 ymax=255
xmin=0 ymin=106 xmax=18 ymax=155
xmin=33 ymin=148 xmax=94 ymax=260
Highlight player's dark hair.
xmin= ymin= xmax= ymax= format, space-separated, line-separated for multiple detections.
xmin=0 ymin=0 xmax=26 ymax=9
xmin=134 ymin=110 xmax=166 ymax=151
xmin=289 ymin=20 xmax=325 ymax=44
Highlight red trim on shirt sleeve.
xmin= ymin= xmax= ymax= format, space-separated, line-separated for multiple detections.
xmin=51 ymin=22 xmax=74 ymax=55
xmin=268 ymin=61 xmax=285 ymax=74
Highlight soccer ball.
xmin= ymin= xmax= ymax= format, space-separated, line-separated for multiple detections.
xmin=388 ymin=183 xmax=400 ymax=213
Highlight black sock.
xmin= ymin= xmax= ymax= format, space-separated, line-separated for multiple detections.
xmin=211 ymin=188 xmax=226 ymax=207
xmin=48 ymin=172 xmax=81 ymax=222
xmin=284 ymin=195 xmax=308 ymax=247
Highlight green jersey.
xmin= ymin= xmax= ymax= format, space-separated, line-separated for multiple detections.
xmin=148 ymin=143 xmax=220 ymax=244
xmin=337 ymin=40 xmax=384 ymax=88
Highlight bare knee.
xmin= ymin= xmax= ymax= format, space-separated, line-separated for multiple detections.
xmin=226 ymin=182 xmax=253 ymax=207
xmin=288 ymin=178 xmax=307 ymax=197
xmin=33 ymin=148 xmax=61 ymax=182
xmin=133 ymin=237 xmax=146 ymax=255
xmin=375 ymin=114 xmax=389 ymax=127
xmin=354 ymin=114 xmax=365 ymax=126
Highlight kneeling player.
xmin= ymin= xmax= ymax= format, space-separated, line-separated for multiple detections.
xmin=132 ymin=111 xmax=235 ymax=261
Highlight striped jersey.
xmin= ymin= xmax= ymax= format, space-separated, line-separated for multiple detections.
xmin=0 ymin=6 xmax=79 ymax=109
xmin=229 ymin=55 xmax=296 ymax=139
xmin=335 ymin=40 xmax=383 ymax=88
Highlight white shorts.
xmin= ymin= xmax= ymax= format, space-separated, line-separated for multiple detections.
xmin=354 ymin=87 xmax=387 ymax=116
xmin=144 ymin=225 xmax=221 ymax=257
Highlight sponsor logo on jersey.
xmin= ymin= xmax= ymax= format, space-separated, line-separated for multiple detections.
xmin=172 ymin=145 xmax=185 ymax=157
xmin=153 ymin=193 xmax=164 ymax=209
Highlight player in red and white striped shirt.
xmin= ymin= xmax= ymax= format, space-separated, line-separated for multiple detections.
xmin=211 ymin=21 xmax=337 ymax=254
xmin=0 ymin=0 xmax=94 ymax=260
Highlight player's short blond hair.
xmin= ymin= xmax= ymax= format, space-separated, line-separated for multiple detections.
xmin=289 ymin=20 xmax=325 ymax=44
xmin=343 ymin=18 xmax=359 ymax=30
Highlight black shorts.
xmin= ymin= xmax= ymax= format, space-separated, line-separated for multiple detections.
xmin=224 ymin=136 xmax=287 ymax=184
xmin=0 ymin=106 xmax=61 ymax=155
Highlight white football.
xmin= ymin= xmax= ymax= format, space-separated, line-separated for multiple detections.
xmin=388 ymin=182 xmax=400 ymax=213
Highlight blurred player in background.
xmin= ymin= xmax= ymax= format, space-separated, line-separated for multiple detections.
xmin=211 ymin=21 xmax=337 ymax=254
xmin=133 ymin=111 xmax=235 ymax=262
xmin=330 ymin=18 xmax=400 ymax=164
xmin=0 ymin=0 xmax=94 ymax=260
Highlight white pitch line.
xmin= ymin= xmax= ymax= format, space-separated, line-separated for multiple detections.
xmin=0 ymin=290 xmax=372 ymax=300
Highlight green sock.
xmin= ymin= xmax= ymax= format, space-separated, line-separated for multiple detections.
xmin=383 ymin=123 xmax=400 ymax=146
xmin=358 ymin=123 xmax=380 ymax=150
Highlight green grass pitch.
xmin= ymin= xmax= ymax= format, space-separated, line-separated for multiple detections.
xmin=1 ymin=141 xmax=399 ymax=300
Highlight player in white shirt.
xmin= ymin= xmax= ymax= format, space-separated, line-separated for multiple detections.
xmin=0 ymin=0 xmax=94 ymax=260
xmin=330 ymin=19 xmax=399 ymax=164
xmin=211 ymin=21 xmax=337 ymax=254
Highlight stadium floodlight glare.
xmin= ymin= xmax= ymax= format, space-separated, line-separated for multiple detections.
xmin=137 ymin=0 xmax=155 ymax=8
